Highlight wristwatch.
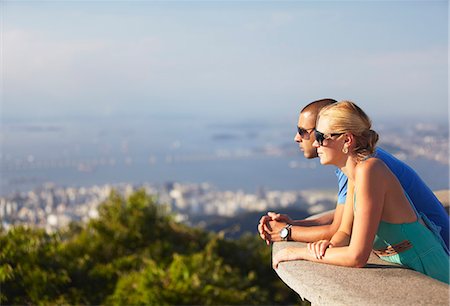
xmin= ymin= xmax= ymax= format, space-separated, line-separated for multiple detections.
xmin=280 ymin=224 xmax=293 ymax=241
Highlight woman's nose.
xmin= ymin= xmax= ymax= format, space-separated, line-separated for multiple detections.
xmin=312 ymin=140 xmax=320 ymax=147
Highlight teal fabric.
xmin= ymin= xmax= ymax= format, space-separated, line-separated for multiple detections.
xmin=338 ymin=148 xmax=450 ymax=248
xmin=373 ymin=219 xmax=449 ymax=284
xmin=354 ymin=194 xmax=450 ymax=284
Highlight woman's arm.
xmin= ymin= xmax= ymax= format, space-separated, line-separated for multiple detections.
xmin=347 ymin=160 xmax=386 ymax=263
xmin=274 ymin=161 xmax=386 ymax=269
xmin=307 ymin=180 xmax=355 ymax=259
xmin=273 ymin=244 xmax=366 ymax=269
xmin=330 ymin=179 xmax=355 ymax=247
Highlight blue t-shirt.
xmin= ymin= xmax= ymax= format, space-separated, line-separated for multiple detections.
xmin=335 ymin=147 xmax=449 ymax=248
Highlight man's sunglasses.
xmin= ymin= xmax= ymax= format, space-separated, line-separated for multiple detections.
xmin=314 ymin=129 xmax=344 ymax=146
xmin=297 ymin=127 xmax=315 ymax=138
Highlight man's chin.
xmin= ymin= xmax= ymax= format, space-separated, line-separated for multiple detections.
xmin=303 ymin=153 xmax=318 ymax=159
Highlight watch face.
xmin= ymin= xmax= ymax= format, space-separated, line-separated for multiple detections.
xmin=280 ymin=228 xmax=288 ymax=238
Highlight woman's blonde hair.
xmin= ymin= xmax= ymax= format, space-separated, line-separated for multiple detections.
xmin=317 ymin=101 xmax=379 ymax=161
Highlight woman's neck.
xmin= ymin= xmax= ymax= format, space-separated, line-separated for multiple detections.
xmin=340 ymin=155 xmax=358 ymax=181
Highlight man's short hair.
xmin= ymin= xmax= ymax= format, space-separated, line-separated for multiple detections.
xmin=301 ymin=98 xmax=337 ymax=116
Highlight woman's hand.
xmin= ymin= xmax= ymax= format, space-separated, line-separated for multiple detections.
xmin=307 ymin=240 xmax=333 ymax=259
xmin=272 ymin=248 xmax=290 ymax=269
xmin=272 ymin=247 xmax=305 ymax=269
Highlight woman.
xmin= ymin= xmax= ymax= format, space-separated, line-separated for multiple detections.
xmin=272 ymin=101 xmax=449 ymax=284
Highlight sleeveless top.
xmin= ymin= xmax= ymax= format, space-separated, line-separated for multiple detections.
xmin=354 ymin=193 xmax=449 ymax=284
xmin=336 ymin=147 xmax=449 ymax=249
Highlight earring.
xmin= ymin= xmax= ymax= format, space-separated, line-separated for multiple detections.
xmin=342 ymin=146 xmax=348 ymax=154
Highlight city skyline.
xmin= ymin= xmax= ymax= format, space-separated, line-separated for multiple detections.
xmin=1 ymin=1 xmax=448 ymax=123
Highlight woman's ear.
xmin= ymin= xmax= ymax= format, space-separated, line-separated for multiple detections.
xmin=342 ymin=133 xmax=353 ymax=154
xmin=344 ymin=133 xmax=355 ymax=147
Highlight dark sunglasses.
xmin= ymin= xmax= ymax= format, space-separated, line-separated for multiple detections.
xmin=314 ymin=129 xmax=344 ymax=146
xmin=297 ymin=127 xmax=315 ymax=138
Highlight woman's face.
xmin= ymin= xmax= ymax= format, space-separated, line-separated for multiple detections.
xmin=313 ymin=117 xmax=346 ymax=166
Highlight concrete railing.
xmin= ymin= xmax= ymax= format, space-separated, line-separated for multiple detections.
xmin=273 ymin=190 xmax=450 ymax=305
xmin=273 ymin=241 xmax=449 ymax=305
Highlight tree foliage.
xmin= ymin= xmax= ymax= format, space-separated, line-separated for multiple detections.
xmin=0 ymin=189 xmax=300 ymax=305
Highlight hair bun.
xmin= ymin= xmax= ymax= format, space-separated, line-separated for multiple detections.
xmin=368 ymin=129 xmax=379 ymax=145
xmin=354 ymin=129 xmax=379 ymax=161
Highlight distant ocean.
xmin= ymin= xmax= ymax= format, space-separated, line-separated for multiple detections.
xmin=1 ymin=116 xmax=448 ymax=195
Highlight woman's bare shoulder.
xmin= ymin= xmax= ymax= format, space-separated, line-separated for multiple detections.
xmin=355 ymin=157 xmax=390 ymax=178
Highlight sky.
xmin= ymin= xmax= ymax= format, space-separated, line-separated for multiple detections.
xmin=1 ymin=0 xmax=448 ymax=123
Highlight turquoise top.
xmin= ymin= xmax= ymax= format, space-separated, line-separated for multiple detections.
xmin=354 ymin=193 xmax=449 ymax=284
xmin=337 ymin=147 xmax=449 ymax=248
xmin=373 ymin=219 xmax=449 ymax=284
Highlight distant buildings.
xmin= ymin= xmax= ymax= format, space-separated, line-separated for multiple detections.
xmin=0 ymin=182 xmax=336 ymax=233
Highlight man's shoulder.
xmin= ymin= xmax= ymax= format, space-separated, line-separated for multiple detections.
xmin=335 ymin=168 xmax=348 ymax=189
xmin=375 ymin=147 xmax=414 ymax=173
xmin=375 ymin=147 xmax=402 ymax=164
xmin=335 ymin=168 xmax=345 ymax=177
xmin=375 ymin=147 xmax=394 ymax=158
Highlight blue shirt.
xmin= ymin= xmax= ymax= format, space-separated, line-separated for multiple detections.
xmin=335 ymin=147 xmax=449 ymax=248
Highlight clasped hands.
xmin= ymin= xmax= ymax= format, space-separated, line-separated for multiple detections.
xmin=258 ymin=212 xmax=333 ymax=268
xmin=258 ymin=211 xmax=293 ymax=245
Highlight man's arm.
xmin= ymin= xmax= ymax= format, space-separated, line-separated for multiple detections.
xmin=294 ymin=210 xmax=335 ymax=226
xmin=265 ymin=204 xmax=345 ymax=243
xmin=264 ymin=210 xmax=334 ymax=227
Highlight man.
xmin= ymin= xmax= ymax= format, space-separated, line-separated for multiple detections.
xmin=258 ymin=98 xmax=449 ymax=250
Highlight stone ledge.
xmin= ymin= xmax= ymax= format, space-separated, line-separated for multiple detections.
xmin=273 ymin=241 xmax=449 ymax=305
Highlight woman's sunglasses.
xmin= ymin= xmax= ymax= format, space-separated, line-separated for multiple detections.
xmin=314 ymin=129 xmax=344 ymax=146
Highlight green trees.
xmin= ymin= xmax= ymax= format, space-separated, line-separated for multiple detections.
xmin=0 ymin=226 xmax=70 ymax=304
xmin=0 ymin=189 xmax=299 ymax=305
xmin=107 ymin=239 xmax=267 ymax=305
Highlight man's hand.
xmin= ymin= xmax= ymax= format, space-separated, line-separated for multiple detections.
xmin=258 ymin=215 xmax=272 ymax=245
xmin=258 ymin=212 xmax=292 ymax=245
xmin=267 ymin=211 xmax=293 ymax=224
xmin=265 ymin=219 xmax=288 ymax=243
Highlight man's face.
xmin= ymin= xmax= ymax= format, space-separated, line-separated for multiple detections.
xmin=294 ymin=111 xmax=318 ymax=159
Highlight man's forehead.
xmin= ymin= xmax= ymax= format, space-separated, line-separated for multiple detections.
xmin=298 ymin=111 xmax=316 ymax=125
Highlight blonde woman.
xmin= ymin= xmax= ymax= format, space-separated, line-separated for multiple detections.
xmin=273 ymin=101 xmax=449 ymax=284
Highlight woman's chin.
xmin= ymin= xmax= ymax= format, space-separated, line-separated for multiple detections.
xmin=318 ymin=156 xmax=330 ymax=165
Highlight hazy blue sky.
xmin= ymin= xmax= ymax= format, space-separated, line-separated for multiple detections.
xmin=1 ymin=0 xmax=448 ymax=122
